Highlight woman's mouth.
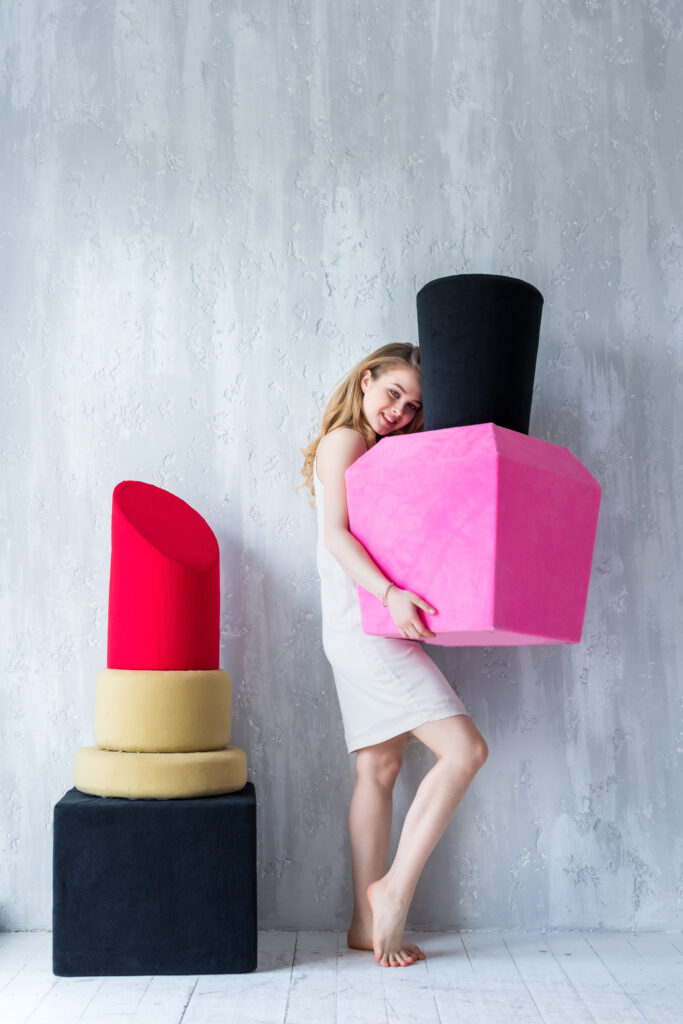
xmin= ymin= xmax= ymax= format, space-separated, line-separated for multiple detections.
xmin=381 ymin=411 xmax=397 ymax=429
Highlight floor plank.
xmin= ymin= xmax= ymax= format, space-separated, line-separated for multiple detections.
xmin=543 ymin=931 xmax=648 ymax=1023
xmin=76 ymin=974 xmax=153 ymax=1020
xmin=0 ymin=933 xmax=50 ymax=992
xmin=184 ymin=930 xmax=295 ymax=1024
xmin=622 ymin=931 xmax=683 ymax=965
xmin=125 ymin=975 xmax=199 ymax=1024
xmin=382 ymin=930 xmax=439 ymax=1024
xmin=501 ymin=930 xmax=596 ymax=1024
xmin=284 ymin=930 xmax=338 ymax=1023
xmin=0 ymin=929 xmax=680 ymax=1024
xmin=581 ymin=931 xmax=683 ymax=1024
xmin=421 ymin=930 xmax=490 ymax=1023
xmin=460 ymin=931 xmax=546 ymax=1023
xmin=27 ymin=974 xmax=106 ymax=1024
xmin=336 ymin=933 xmax=389 ymax=1024
xmin=180 ymin=973 xmax=243 ymax=1024
xmin=0 ymin=935 xmax=55 ymax=1024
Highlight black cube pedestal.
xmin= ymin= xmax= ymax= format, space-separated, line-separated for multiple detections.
xmin=53 ymin=784 xmax=257 ymax=976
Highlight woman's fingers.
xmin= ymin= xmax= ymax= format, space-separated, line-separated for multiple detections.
xmin=413 ymin=613 xmax=436 ymax=639
xmin=405 ymin=619 xmax=435 ymax=641
xmin=404 ymin=591 xmax=437 ymax=615
xmin=388 ymin=589 xmax=437 ymax=638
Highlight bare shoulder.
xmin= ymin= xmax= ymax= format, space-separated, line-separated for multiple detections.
xmin=316 ymin=427 xmax=368 ymax=485
xmin=319 ymin=426 xmax=367 ymax=456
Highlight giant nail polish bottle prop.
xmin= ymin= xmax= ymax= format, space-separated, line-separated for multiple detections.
xmin=345 ymin=274 xmax=602 ymax=645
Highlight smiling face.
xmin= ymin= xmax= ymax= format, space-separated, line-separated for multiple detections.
xmin=360 ymin=364 xmax=423 ymax=436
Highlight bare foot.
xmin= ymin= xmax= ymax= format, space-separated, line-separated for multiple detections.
xmin=366 ymin=879 xmax=423 ymax=966
xmin=347 ymin=922 xmax=373 ymax=950
xmin=347 ymin=920 xmax=425 ymax=960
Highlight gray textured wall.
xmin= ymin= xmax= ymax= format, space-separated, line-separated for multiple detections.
xmin=2 ymin=0 xmax=681 ymax=932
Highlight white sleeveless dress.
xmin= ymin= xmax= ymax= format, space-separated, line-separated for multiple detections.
xmin=313 ymin=456 xmax=470 ymax=754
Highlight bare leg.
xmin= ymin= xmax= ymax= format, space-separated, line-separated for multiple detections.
xmin=346 ymin=733 xmax=424 ymax=962
xmin=367 ymin=714 xmax=488 ymax=967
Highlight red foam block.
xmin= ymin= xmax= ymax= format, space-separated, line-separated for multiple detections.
xmin=107 ymin=481 xmax=220 ymax=670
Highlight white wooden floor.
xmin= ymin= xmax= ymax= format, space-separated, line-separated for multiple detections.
xmin=0 ymin=929 xmax=680 ymax=1024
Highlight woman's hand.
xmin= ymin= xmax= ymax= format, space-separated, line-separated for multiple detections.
xmin=386 ymin=587 xmax=437 ymax=640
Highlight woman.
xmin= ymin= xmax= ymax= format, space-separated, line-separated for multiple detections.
xmin=300 ymin=343 xmax=488 ymax=967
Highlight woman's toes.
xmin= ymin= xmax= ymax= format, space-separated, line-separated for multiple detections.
xmin=378 ymin=946 xmax=418 ymax=967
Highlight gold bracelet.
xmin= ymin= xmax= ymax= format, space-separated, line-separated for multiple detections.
xmin=379 ymin=582 xmax=396 ymax=606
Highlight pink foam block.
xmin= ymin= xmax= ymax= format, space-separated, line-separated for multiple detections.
xmin=344 ymin=423 xmax=602 ymax=646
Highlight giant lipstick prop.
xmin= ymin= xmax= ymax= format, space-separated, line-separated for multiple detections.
xmin=345 ymin=274 xmax=602 ymax=645
xmin=53 ymin=482 xmax=256 ymax=976
xmin=73 ymin=480 xmax=246 ymax=798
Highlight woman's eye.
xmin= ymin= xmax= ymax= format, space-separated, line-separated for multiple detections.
xmin=389 ymin=389 xmax=400 ymax=398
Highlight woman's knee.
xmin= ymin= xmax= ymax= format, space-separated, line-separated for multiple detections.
xmin=355 ymin=739 xmax=405 ymax=789
xmin=414 ymin=715 xmax=488 ymax=774
xmin=447 ymin=726 xmax=488 ymax=774
xmin=467 ymin=734 xmax=489 ymax=771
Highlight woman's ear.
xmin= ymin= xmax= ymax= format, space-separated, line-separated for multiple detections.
xmin=360 ymin=369 xmax=370 ymax=392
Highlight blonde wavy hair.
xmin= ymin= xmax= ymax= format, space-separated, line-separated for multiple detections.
xmin=298 ymin=343 xmax=423 ymax=504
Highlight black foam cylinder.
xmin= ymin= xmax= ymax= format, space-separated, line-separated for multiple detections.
xmin=416 ymin=273 xmax=543 ymax=434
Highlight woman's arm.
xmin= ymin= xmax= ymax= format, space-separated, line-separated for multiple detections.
xmin=317 ymin=428 xmax=436 ymax=640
